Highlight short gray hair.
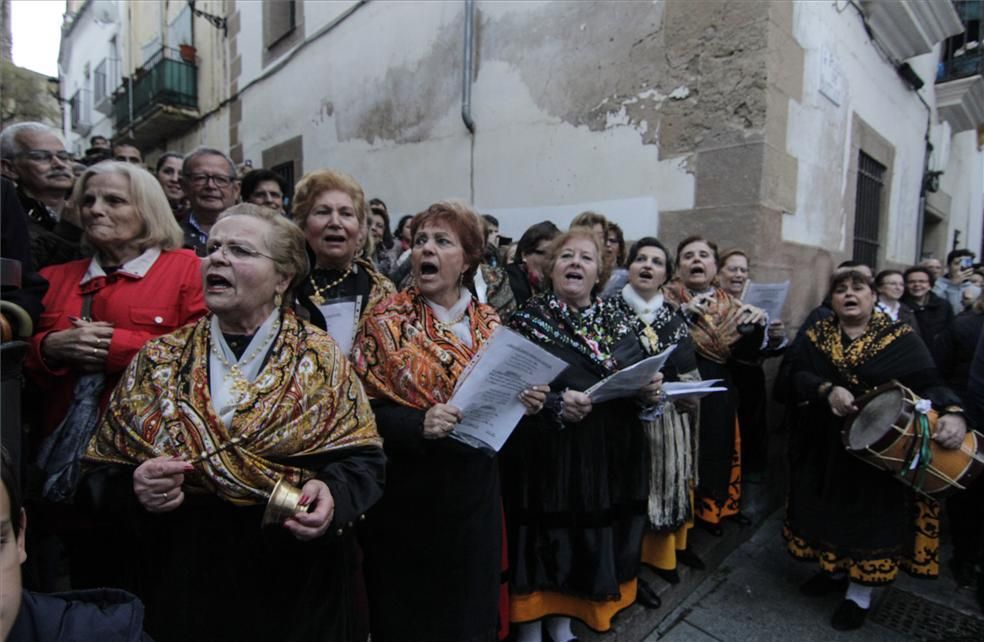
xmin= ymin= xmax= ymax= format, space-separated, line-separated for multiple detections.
xmin=0 ymin=122 xmax=59 ymax=159
xmin=73 ymin=161 xmax=184 ymax=254
xmin=215 ymin=203 xmax=310 ymax=305
xmin=182 ymin=146 xmax=236 ymax=178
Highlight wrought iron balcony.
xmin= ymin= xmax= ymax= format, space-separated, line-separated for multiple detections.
xmin=111 ymin=47 xmax=199 ymax=148
xmin=937 ymin=51 xmax=984 ymax=83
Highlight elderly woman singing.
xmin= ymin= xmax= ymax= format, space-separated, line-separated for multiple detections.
xmin=504 ymin=228 xmax=663 ymax=641
xmin=353 ymin=202 xmax=546 ymax=642
xmin=785 ymin=269 xmax=966 ymax=631
xmin=85 ymin=204 xmax=385 ymax=642
xmin=664 ymin=237 xmax=768 ymax=535
xmin=292 ymin=170 xmax=394 ymax=354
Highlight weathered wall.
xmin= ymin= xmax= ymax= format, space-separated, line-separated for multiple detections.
xmin=234 ymin=0 xmax=705 ymax=242
xmin=225 ymin=0 xmax=980 ymax=325
xmin=782 ymin=2 xmax=938 ymax=265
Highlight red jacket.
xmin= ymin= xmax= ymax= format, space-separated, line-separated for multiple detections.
xmin=26 ymin=249 xmax=207 ymax=436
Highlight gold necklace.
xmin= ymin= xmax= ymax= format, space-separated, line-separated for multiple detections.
xmin=308 ymin=266 xmax=352 ymax=305
xmin=210 ymin=320 xmax=281 ymax=398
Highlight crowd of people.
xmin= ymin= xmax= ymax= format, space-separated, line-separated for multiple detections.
xmin=0 ymin=121 xmax=982 ymax=641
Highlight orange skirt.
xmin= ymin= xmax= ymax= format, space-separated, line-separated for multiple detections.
xmin=510 ymin=579 xmax=637 ymax=632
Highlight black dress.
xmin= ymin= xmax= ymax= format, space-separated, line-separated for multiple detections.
xmin=363 ymin=404 xmax=502 ymax=642
xmin=78 ymin=448 xmax=385 ymax=642
xmin=352 ymin=290 xmax=505 ymax=642
xmin=503 ymin=293 xmax=649 ymax=631
xmin=785 ymin=313 xmax=961 ymax=584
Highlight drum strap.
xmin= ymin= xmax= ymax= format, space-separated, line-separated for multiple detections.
xmin=898 ymin=414 xmax=934 ymax=494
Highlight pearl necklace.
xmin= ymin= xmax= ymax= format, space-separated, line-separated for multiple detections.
xmin=309 ymin=266 xmax=352 ymax=305
xmin=432 ymin=307 xmax=469 ymax=334
xmin=210 ymin=319 xmax=281 ymax=398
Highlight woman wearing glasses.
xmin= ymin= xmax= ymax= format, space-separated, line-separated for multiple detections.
xmin=85 ymin=204 xmax=386 ymax=641
xmin=25 ymin=162 xmax=207 ymax=492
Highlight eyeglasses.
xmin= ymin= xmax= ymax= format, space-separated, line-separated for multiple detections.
xmin=205 ymin=241 xmax=276 ymax=262
xmin=15 ymin=149 xmax=73 ymax=163
xmin=185 ymin=173 xmax=237 ymax=188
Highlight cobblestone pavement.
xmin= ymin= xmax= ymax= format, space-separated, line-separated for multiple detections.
xmin=648 ymin=509 xmax=984 ymax=641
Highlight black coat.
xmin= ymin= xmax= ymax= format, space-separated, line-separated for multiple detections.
xmin=933 ymin=310 xmax=984 ymax=416
xmin=903 ymin=291 xmax=954 ymax=352
xmin=8 ymin=588 xmax=152 ymax=642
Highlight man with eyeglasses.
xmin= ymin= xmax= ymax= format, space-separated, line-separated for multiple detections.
xmin=179 ymin=147 xmax=241 ymax=256
xmin=0 ymin=122 xmax=82 ymax=268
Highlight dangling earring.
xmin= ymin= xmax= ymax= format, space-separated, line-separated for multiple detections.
xmin=457 ymin=272 xmax=464 ymax=288
xmin=274 ymin=292 xmax=283 ymax=308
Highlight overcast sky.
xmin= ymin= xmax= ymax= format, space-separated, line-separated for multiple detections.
xmin=10 ymin=0 xmax=64 ymax=77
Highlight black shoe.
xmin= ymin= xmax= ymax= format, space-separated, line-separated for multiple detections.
xmin=696 ymin=518 xmax=723 ymax=537
xmin=677 ymin=547 xmax=706 ymax=570
xmin=654 ymin=567 xmax=681 ymax=584
xmin=800 ymin=572 xmax=848 ymax=597
xmin=831 ymin=599 xmax=868 ymax=631
xmin=731 ymin=512 xmax=752 ymax=527
xmin=636 ymin=579 xmax=662 ymax=609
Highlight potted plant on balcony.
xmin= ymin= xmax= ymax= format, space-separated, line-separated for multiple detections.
xmin=179 ymin=43 xmax=196 ymax=63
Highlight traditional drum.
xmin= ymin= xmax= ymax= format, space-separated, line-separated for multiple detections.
xmin=842 ymin=381 xmax=984 ymax=497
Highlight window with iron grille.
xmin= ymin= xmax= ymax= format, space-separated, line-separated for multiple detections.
xmin=852 ymin=151 xmax=885 ymax=269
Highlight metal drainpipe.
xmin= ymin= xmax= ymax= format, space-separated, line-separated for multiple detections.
xmin=461 ymin=0 xmax=476 ymax=134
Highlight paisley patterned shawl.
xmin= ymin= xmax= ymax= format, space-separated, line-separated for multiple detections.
xmin=85 ymin=310 xmax=381 ymax=506
xmin=356 ymin=256 xmax=396 ymax=317
xmin=509 ymin=292 xmax=635 ymax=375
xmin=805 ymin=310 xmax=912 ymax=392
xmin=663 ymin=283 xmax=744 ymax=364
xmin=352 ymin=287 xmax=500 ymax=411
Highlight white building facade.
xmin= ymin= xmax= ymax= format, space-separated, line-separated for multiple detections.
xmin=58 ymin=0 xmax=984 ymax=324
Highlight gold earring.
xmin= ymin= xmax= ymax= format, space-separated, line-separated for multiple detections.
xmin=274 ymin=292 xmax=283 ymax=308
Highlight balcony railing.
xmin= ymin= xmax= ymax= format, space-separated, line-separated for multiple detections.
xmin=937 ymin=52 xmax=984 ymax=84
xmin=112 ymin=47 xmax=197 ymax=131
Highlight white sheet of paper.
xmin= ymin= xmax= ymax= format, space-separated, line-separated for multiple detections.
xmin=448 ymin=326 xmax=568 ymax=452
xmin=662 ymin=379 xmax=727 ymax=400
xmin=742 ymin=281 xmax=790 ymax=322
xmin=585 ymin=345 xmax=676 ymax=403
xmin=318 ymin=300 xmax=358 ymax=356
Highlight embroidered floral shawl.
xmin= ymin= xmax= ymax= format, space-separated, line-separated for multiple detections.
xmin=85 ymin=311 xmax=381 ymax=505
xmin=611 ymin=289 xmax=691 ymax=357
xmin=663 ymin=283 xmax=745 ymax=364
xmin=805 ymin=311 xmax=912 ymax=391
xmin=352 ymin=287 xmax=500 ymax=410
xmin=509 ymin=292 xmax=635 ymax=375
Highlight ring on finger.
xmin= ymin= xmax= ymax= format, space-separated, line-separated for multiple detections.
xmin=159 ymin=491 xmax=168 ymax=500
